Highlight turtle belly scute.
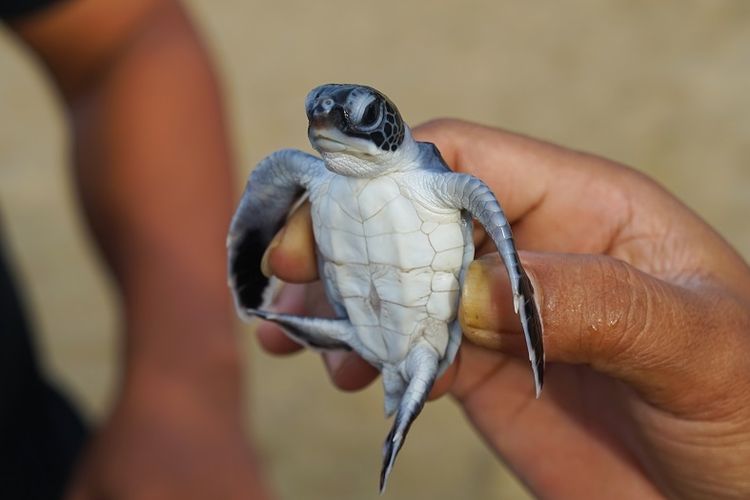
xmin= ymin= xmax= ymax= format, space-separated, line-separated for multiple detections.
xmin=312 ymin=174 xmax=465 ymax=366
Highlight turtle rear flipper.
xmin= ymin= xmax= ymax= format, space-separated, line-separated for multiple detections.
xmin=380 ymin=343 xmax=439 ymax=493
xmin=245 ymin=309 xmax=353 ymax=351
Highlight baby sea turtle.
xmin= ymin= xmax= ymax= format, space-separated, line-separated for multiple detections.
xmin=228 ymin=84 xmax=544 ymax=492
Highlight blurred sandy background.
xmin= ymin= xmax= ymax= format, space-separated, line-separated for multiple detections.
xmin=1 ymin=1 xmax=748 ymax=498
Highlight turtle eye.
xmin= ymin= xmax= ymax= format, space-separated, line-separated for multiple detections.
xmin=360 ymin=101 xmax=380 ymax=128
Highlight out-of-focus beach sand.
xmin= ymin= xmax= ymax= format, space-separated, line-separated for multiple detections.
xmin=1 ymin=2 xmax=748 ymax=498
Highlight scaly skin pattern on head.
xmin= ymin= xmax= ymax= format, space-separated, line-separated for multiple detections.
xmin=227 ymin=84 xmax=544 ymax=492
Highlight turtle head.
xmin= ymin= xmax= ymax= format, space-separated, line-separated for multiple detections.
xmin=305 ymin=84 xmax=416 ymax=175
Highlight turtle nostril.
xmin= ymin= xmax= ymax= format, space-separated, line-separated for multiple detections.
xmin=310 ymin=100 xmax=346 ymax=130
xmin=312 ymin=104 xmax=326 ymax=117
xmin=312 ymin=98 xmax=341 ymax=121
xmin=314 ymin=98 xmax=335 ymax=114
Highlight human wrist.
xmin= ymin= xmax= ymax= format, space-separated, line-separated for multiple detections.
xmin=118 ymin=291 xmax=245 ymax=416
xmin=119 ymin=341 xmax=244 ymax=429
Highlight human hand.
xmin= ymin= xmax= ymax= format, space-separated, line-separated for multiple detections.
xmin=257 ymin=119 xmax=750 ymax=499
xmin=66 ymin=366 xmax=271 ymax=500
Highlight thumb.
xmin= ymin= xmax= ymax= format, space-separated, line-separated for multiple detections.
xmin=460 ymin=252 xmax=717 ymax=407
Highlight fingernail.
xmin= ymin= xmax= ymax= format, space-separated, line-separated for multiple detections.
xmin=260 ymin=227 xmax=286 ymax=278
xmin=461 ymin=257 xmax=497 ymax=329
xmin=461 ymin=326 xmax=529 ymax=356
xmin=460 ymin=254 xmax=514 ymax=334
xmin=324 ymin=351 xmax=350 ymax=376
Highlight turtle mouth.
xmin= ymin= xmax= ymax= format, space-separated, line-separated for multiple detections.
xmin=308 ymin=124 xmax=380 ymax=158
xmin=308 ymin=125 xmax=356 ymax=153
xmin=310 ymin=131 xmax=349 ymax=152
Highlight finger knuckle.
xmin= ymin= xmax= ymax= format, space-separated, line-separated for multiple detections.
xmin=582 ymin=258 xmax=652 ymax=364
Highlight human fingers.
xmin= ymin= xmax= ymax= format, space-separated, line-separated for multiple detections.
xmin=414 ymin=119 xmax=750 ymax=292
xmin=460 ymin=252 xmax=750 ymax=413
xmin=321 ymin=351 xmax=379 ymax=391
xmin=257 ymin=209 xmax=380 ymax=389
xmin=255 ymin=282 xmax=307 ymax=355
xmin=254 ymin=201 xmax=319 ymax=353
xmin=253 ymin=280 xmax=381 ymax=391
xmin=319 ymin=349 xmax=459 ymax=399
xmin=254 ymin=278 xmax=342 ymax=355
xmin=261 ymin=201 xmax=318 ymax=283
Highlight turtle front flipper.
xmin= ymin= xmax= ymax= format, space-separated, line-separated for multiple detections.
xmin=228 ymin=149 xmax=327 ymax=316
xmin=427 ymin=171 xmax=545 ymax=397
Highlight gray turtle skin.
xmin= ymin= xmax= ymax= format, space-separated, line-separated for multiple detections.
xmin=227 ymin=84 xmax=544 ymax=492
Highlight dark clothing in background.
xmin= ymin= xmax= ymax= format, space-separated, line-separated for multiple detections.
xmin=0 ymin=236 xmax=88 ymax=500
xmin=1 ymin=0 xmax=62 ymax=20
xmin=0 ymin=238 xmax=88 ymax=499
xmin=2 ymin=3 xmax=89 ymax=499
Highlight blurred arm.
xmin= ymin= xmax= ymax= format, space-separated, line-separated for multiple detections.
xmin=10 ymin=0 xmax=241 ymax=414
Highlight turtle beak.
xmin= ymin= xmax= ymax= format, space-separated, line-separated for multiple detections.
xmin=307 ymin=96 xmax=350 ymax=152
xmin=308 ymin=101 xmax=348 ymax=153
xmin=309 ymin=112 xmax=331 ymax=129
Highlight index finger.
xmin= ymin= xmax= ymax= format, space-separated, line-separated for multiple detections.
xmin=412 ymin=119 xmax=635 ymax=255
xmin=264 ymin=201 xmax=319 ymax=282
xmin=413 ymin=119 xmax=750 ymax=290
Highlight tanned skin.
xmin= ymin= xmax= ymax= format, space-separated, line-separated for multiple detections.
xmin=10 ymin=1 xmax=271 ymax=498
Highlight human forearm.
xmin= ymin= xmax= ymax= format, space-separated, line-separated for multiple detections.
xmin=10 ymin=3 xmax=273 ymax=497
xmin=72 ymin=6 xmax=238 ymax=392
xmin=15 ymin=0 xmax=240 ymax=397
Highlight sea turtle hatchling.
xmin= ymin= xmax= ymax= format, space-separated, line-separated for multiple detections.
xmin=227 ymin=84 xmax=544 ymax=491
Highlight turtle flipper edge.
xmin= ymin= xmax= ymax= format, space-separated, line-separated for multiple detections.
xmin=246 ymin=309 xmax=353 ymax=351
xmin=516 ymin=270 xmax=544 ymax=397
xmin=427 ymin=171 xmax=545 ymax=397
